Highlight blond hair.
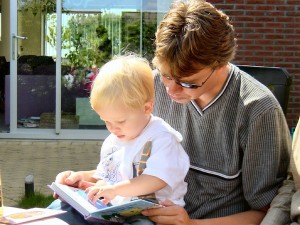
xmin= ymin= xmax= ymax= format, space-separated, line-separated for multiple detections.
xmin=90 ymin=55 xmax=154 ymax=110
xmin=153 ymin=0 xmax=237 ymax=79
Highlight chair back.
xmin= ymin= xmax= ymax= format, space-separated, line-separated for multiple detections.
xmin=238 ymin=65 xmax=292 ymax=115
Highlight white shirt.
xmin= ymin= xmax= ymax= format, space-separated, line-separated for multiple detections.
xmin=93 ymin=115 xmax=190 ymax=206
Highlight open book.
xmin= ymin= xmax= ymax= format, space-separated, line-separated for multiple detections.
xmin=0 ymin=207 xmax=66 ymax=224
xmin=48 ymin=182 xmax=161 ymax=224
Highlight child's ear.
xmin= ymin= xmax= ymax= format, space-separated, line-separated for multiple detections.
xmin=144 ymin=101 xmax=154 ymax=114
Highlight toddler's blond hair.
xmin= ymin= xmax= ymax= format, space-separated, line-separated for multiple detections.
xmin=90 ymin=54 xmax=154 ymax=110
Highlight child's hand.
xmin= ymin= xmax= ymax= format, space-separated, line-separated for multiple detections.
xmin=95 ymin=180 xmax=108 ymax=187
xmin=86 ymin=185 xmax=116 ymax=205
xmin=77 ymin=180 xmax=96 ymax=190
xmin=53 ymin=171 xmax=82 ymax=198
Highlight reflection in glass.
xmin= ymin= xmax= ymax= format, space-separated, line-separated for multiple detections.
xmin=45 ymin=1 xmax=159 ymax=129
xmin=10 ymin=0 xmax=172 ymax=130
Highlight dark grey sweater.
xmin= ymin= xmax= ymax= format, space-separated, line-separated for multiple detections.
xmin=153 ymin=64 xmax=291 ymax=219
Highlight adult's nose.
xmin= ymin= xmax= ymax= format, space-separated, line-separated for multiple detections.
xmin=164 ymin=80 xmax=182 ymax=95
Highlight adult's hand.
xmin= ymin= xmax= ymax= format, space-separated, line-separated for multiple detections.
xmin=142 ymin=200 xmax=193 ymax=225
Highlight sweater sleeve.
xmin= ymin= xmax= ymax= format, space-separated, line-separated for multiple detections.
xmin=242 ymin=107 xmax=291 ymax=209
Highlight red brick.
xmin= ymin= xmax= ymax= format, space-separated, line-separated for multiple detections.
xmin=255 ymin=17 xmax=275 ymax=22
xmin=245 ymin=11 xmax=265 ymax=16
xmin=256 ymin=5 xmax=276 ymax=10
xmin=264 ymin=23 xmax=285 ymax=28
xmin=276 ymin=40 xmax=295 ymax=45
xmin=235 ymin=16 xmax=255 ymax=22
xmin=221 ymin=1 xmax=300 ymax=127
xmin=287 ymin=11 xmax=300 ymax=17
xmin=265 ymin=11 xmax=285 ymax=17
xmin=215 ymin=4 xmax=235 ymax=10
xmin=266 ymin=0 xmax=287 ymax=4
xmin=208 ymin=0 xmax=225 ymax=3
xmin=276 ymin=6 xmax=296 ymax=11
xmin=234 ymin=5 xmax=255 ymax=10
xmin=287 ymin=0 xmax=300 ymax=4
xmin=236 ymin=39 xmax=255 ymax=45
xmin=255 ymin=39 xmax=274 ymax=45
xmin=265 ymin=46 xmax=284 ymax=51
xmin=274 ymin=52 xmax=294 ymax=57
xmin=277 ymin=17 xmax=296 ymax=23
xmin=245 ymin=0 xmax=266 ymax=3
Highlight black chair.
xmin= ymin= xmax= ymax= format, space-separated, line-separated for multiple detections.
xmin=237 ymin=65 xmax=292 ymax=115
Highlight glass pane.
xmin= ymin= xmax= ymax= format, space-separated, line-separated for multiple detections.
xmin=0 ymin=0 xmax=173 ymax=133
xmin=52 ymin=0 xmax=162 ymax=130
xmin=12 ymin=0 xmax=56 ymax=129
xmin=40 ymin=0 xmax=169 ymax=129
xmin=59 ymin=12 xmax=106 ymax=129
xmin=0 ymin=0 xmax=8 ymax=133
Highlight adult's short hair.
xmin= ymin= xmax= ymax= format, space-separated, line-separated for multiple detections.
xmin=153 ymin=0 xmax=237 ymax=79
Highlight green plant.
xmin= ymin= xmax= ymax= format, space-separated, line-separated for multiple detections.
xmin=46 ymin=13 xmax=112 ymax=68
xmin=17 ymin=192 xmax=54 ymax=209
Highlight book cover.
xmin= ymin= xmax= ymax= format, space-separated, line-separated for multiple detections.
xmin=48 ymin=182 xmax=161 ymax=224
xmin=0 ymin=208 xmax=66 ymax=224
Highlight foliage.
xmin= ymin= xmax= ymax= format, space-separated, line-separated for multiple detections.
xmin=17 ymin=192 xmax=54 ymax=209
xmin=121 ymin=12 xmax=156 ymax=62
xmin=46 ymin=14 xmax=71 ymax=50
xmin=46 ymin=11 xmax=157 ymax=68
xmin=46 ymin=13 xmax=112 ymax=68
xmin=96 ymin=25 xmax=112 ymax=66
xmin=141 ymin=20 xmax=157 ymax=63
xmin=46 ymin=13 xmax=112 ymax=113
xmin=46 ymin=10 xmax=157 ymax=113
xmin=101 ymin=12 xmax=122 ymax=56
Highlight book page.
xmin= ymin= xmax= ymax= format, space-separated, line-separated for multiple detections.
xmin=91 ymin=199 xmax=161 ymax=219
xmin=49 ymin=183 xmax=106 ymax=216
xmin=49 ymin=183 xmax=161 ymax=224
xmin=0 ymin=208 xmax=65 ymax=224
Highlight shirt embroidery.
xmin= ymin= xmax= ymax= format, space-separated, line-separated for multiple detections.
xmin=99 ymin=146 xmax=121 ymax=183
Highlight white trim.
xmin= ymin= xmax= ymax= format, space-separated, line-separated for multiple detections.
xmin=203 ymin=65 xmax=234 ymax=111
xmin=10 ymin=0 xmax=17 ymax=133
xmin=0 ymin=129 xmax=110 ymax=140
xmin=190 ymin=165 xmax=241 ymax=180
xmin=191 ymin=64 xmax=234 ymax=115
xmin=55 ymin=0 xmax=62 ymax=134
xmin=191 ymin=101 xmax=203 ymax=116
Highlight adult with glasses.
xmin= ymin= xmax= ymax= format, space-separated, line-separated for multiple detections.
xmin=48 ymin=0 xmax=291 ymax=224
xmin=141 ymin=0 xmax=291 ymax=224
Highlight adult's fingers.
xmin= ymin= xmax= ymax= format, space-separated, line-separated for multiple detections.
xmin=143 ymin=201 xmax=191 ymax=225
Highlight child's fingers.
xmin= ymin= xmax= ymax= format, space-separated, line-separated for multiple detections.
xmin=86 ymin=187 xmax=98 ymax=199
xmin=101 ymin=197 xmax=110 ymax=205
xmin=78 ymin=180 xmax=95 ymax=189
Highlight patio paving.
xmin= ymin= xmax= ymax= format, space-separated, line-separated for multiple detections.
xmin=0 ymin=139 xmax=103 ymax=206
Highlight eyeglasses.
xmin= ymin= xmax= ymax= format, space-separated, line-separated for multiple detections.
xmin=161 ymin=69 xmax=215 ymax=89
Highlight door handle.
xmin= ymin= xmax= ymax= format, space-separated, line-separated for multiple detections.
xmin=12 ymin=34 xmax=28 ymax=60
xmin=13 ymin=35 xmax=28 ymax=40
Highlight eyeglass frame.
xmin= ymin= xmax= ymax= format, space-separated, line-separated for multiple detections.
xmin=160 ymin=69 xmax=215 ymax=89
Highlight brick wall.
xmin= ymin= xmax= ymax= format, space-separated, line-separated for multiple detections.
xmin=209 ymin=0 xmax=300 ymax=129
